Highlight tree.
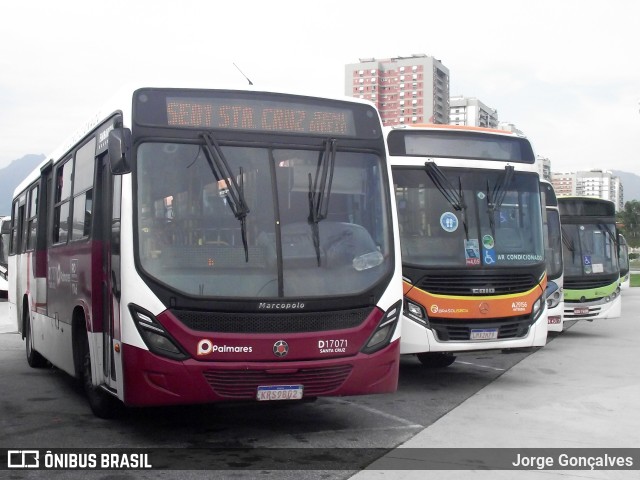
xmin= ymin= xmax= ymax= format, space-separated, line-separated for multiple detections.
xmin=616 ymin=200 xmax=640 ymax=248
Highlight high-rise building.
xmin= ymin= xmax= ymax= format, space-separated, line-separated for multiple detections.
xmin=537 ymin=156 xmax=551 ymax=181
xmin=551 ymin=172 xmax=575 ymax=197
xmin=345 ymin=54 xmax=450 ymax=126
xmin=551 ymin=170 xmax=624 ymax=211
xmin=449 ymin=95 xmax=498 ymax=128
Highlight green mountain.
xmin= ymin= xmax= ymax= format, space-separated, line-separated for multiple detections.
xmin=0 ymin=154 xmax=45 ymax=215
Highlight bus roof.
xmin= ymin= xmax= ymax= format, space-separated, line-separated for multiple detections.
xmin=386 ymin=123 xmax=526 ymax=138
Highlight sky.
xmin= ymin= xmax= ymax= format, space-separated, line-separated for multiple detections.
xmin=2 ymin=0 xmax=640 ymax=174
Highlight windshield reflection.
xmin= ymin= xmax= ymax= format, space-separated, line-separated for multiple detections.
xmin=561 ymin=224 xmax=618 ymax=277
xmin=393 ymin=168 xmax=544 ymax=268
xmin=136 ymin=142 xmax=391 ymax=298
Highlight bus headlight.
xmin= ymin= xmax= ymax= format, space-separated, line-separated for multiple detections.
xmin=129 ymin=305 xmax=189 ymax=360
xmin=547 ymin=291 xmax=562 ymax=309
xmin=361 ymin=300 xmax=402 ymax=354
xmin=404 ymin=299 xmax=428 ymax=326
xmin=545 ymin=281 xmax=562 ymax=309
xmin=532 ymin=296 xmax=544 ymax=321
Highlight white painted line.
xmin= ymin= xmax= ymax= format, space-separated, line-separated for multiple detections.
xmin=327 ymin=397 xmax=423 ymax=428
xmin=456 ymin=360 xmax=506 ymax=372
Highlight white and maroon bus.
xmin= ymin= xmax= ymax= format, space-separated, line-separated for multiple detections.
xmin=8 ymin=86 xmax=402 ymax=417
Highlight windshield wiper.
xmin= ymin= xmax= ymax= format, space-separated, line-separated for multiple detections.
xmin=561 ymin=226 xmax=580 ymax=264
xmin=200 ymin=132 xmax=251 ymax=262
xmin=424 ymin=161 xmax=469 ymax=240
xmin=485 ymin=165 xmax=514 ymax=237
xmin=561 ymin=227 xmax=576 ymax=252
xmin=308 ymin=138 xmax=337 ymax=266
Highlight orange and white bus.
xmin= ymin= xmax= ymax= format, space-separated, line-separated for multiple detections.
xmin=387 ymin=124 xmax=547 ymax=367
xmin=8 ymin=86 xmax=403 ymax=417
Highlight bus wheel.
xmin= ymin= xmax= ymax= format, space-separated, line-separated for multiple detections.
xmin=80 ymin=332 xmax=121 ymax=419
xmin=25 ymin=311 xmax=47 ymax=368
xmin=416 ymin=352 xmax=456 ymax=368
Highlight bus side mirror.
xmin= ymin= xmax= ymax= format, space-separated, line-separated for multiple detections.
xmin=108 ymin=128 xmax=132 ymax=175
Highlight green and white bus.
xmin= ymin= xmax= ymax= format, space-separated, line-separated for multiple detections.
xmin=558 ymin=196 xmax=621 ymax=320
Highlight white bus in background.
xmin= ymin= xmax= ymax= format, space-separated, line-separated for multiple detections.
xmin=540 ymin=181 xmax=564 ymax=331
xmin=558 ymin=196 xmax=621 ymax=321
xmin=618 ymin=233 xmax=630 ymax=290
xmin=0 ymin=215 xmax=10 ymax=296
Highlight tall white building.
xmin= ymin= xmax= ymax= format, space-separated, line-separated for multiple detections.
xmin=551 ymin=170 xmax=623 ymax=211
xmin=537 ymin=156 xmax=551 ymax=181
xmin=449 ymin=96 xmax=498 ymax=128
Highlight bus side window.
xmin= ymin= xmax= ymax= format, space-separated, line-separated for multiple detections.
xmin=53 ymin=158 xmax=73 ymax=244
xmin=70 ymin=137 xmax=96 ymax=240
xmin=26 ymin=185 xmax=38 ymax=251
xmin=10 ymin=198 xmax=27 ymax=255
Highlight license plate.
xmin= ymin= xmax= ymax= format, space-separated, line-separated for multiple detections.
xmin=256 ymin=385 xmax=304 ymax=401
xmin=548 ymin=316 xmax=562 ymax=324
xmin=470 ymin=328 xmax=498 ymax=340
xmin=574 ymin=307 xmax=589 ymax=315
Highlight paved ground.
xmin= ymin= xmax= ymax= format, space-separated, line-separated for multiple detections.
xmin=350 ymin=288 xmax=640 ymax=478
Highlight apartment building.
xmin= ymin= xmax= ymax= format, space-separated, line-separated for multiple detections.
xmin=449 ymin=95 xmax=498 ymax=128
xmin=551 ymin=170 xmax=623 ymax=211
xmin=345 ymin=54 xmax=450 ymax=126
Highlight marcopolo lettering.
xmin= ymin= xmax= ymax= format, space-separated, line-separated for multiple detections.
xmin=258 ymin=302 xmax=305 ymax=310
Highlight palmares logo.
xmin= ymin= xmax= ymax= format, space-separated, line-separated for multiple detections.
xmin=197 ymin=339 xmax=253 ymax=356
xmin=258 ymin=302 xmax=305 ymax=310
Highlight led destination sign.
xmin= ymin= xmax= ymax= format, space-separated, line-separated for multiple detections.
xmin=133 ymin=89 xmax=377 ymax=137
xmin=167 ymin=98 xmax=355 ymax=136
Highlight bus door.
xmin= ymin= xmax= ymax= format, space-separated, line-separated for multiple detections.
xmin=99 ymin=157 xmax=122 ymax=386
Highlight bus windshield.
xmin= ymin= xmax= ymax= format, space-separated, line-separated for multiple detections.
xmin=393 ymin=167 xmax=543 ymax=268
xmin=136 ymin=141 xmax=391 ymax=298
xmin=561 ymin=223 xmax=618 ymax=277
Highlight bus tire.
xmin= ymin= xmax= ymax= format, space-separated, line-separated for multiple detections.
xmin=25 ymin=309 xmax=47 ymax=368
xmin=416 ymin=352 xmax=456 ymax=368
xmin=80 ymin=331 xmax=121 ymax=419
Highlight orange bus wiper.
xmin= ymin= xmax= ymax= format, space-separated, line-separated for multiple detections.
xmin=200 ymin=132 xmax=250 ymax=262
xmin=486 ymin=165 xmax=514 ymax=238
xmin=424 ymin=161 xmax=469 ymax=240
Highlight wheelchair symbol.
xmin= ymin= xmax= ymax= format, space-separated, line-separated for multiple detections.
xmin=583 ymin=256 xmax=592 ymax=266
xmin=484 ymin=250 xmax=495 ymax=265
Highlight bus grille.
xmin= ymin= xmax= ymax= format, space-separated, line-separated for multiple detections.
xmin=203 ymin=365 xmax=353 ymax=399
xmin=564 ymin=278 xmax=614 ymax=290
xmin=428 ymin=315 xmax=533 ymax=341
xmin=170 ymin=308 xmax=371 ymax=333
xmin=416 ymin=273 xmax=538 ymax=296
